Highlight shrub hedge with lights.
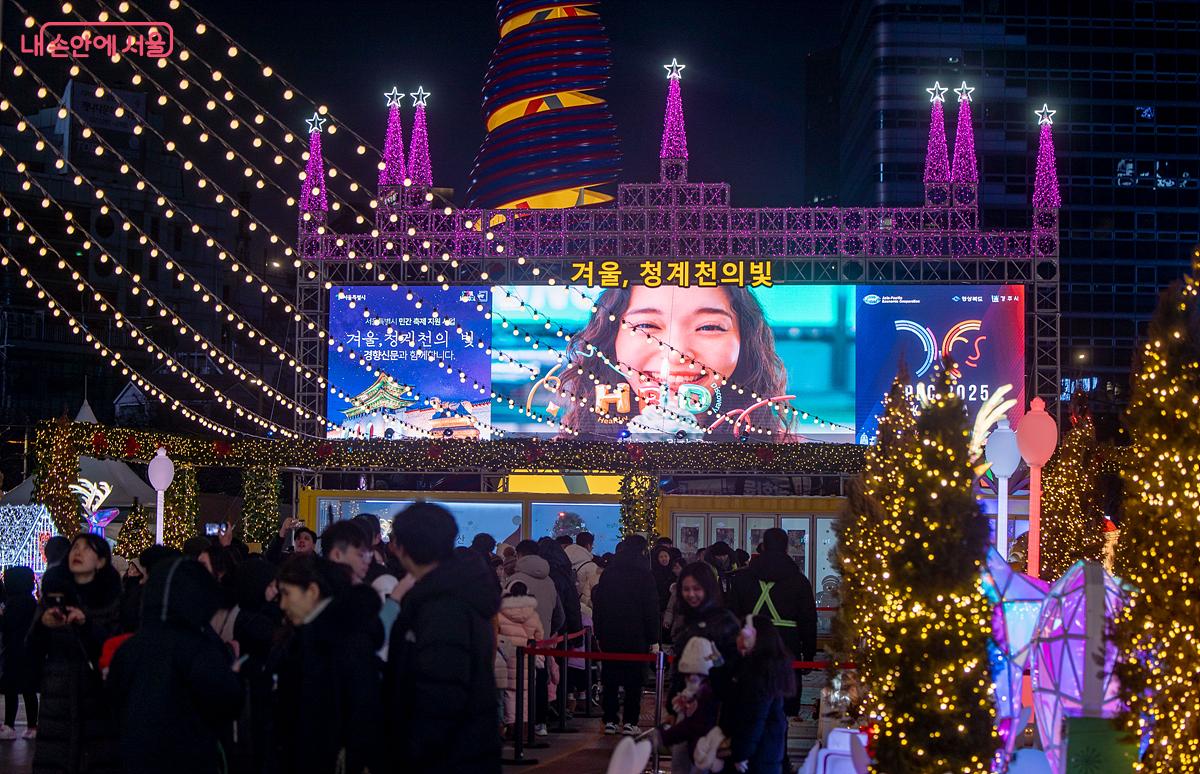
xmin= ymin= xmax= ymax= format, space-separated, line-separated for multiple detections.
xmin=862 ymin=371 xmax=996 ymax=773
xmin=1037 ymin=401 xmax=1106 ymax=581
xmin=115 ymin=501 xmax=152 ymax=561
xmin=1114 ymin=268 xmax=1200 ymax=771
xmin=242 ymin=467 xmax=282 ymax=545
xmin=834 ymin=374 xmax=917 ymax=669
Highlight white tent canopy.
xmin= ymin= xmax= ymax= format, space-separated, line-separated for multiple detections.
xmin=0 ymin=401 xmax=156 ymax=509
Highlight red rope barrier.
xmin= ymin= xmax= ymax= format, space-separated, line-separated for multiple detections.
xmin=521 ymin=645 xmax=854 ymax=671
xmin=531 ymin=628 xmax=589 ymax=648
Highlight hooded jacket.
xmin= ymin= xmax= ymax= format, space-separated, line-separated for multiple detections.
xmin=386 ymin=552 xmax=501 ymax=774
xmin=503 ymin=554 xmax=563 ymax=638
xmin=592 ymin=547 xmax=659 ymax=655
xmin=727 ymin=551 xmax=817 ymax=662
xmin=107 ymin=558 xmax=243 ymax=774
xmin=495 ymin=594 xmax=544 ymax=725
xmin=272 ymin=584 xmax=384 ymax=774
xmin=538 ymin=538 xmax=583 ymax=634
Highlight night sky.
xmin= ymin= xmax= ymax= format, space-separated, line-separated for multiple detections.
xmin=192 ymin=0 xmax=842 ymax=206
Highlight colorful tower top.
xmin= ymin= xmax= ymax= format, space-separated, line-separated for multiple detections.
xmin=923 ymin=81 xmax=951 ymax=184
xmin=1033 ymin=104 xmax=1061 ymax=211
xmin=379 ymin=87 xmax=407 ymax=188
xmin=407 ymin=87 xmax=433 ymax=188
xmin=660 ymin=58 xmax=688 ymax=160
xmin=466 ymin=0 xmax=622 ymax=209
xmin=299 ymin=112 xmax=328 ymax=214
xmin=950 ymin=81 xmax=978 ymax=185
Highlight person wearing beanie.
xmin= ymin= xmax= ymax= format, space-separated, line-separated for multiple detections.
xmin=656 ymin=636 xmax=722 ymax=764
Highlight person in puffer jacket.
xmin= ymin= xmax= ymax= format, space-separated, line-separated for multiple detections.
xmin=494 ymin=582 xmax=544 ymax=735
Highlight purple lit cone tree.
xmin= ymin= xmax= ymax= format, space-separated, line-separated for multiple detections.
xmin=660 ymin=72 xmax=688 ymax=159
xmin=378 ymin=99 xmax=406 ymax=187
xmin=407 ymin=89 xmax=433 ymax=187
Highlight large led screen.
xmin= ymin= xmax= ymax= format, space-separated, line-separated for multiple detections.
xmin=326 ymin=283 xmax=1024 ymax=444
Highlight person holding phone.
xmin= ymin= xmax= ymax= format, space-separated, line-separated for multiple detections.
xmin=264 ymin=516 xmax=317 ymax=564
xmin=28 ymin=533 xmax=123 ymax=773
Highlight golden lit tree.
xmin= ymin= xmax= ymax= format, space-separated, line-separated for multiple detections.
xmin=834 ymin=374 xmax=917 ymax=663
xmin=1038 ymin=401 xmax=1106 ymax=580
xmin=866 ymin=368 xmax=996 ymax=773
xmin=163 ymin=464 xmax=199 ymax=549
xmin=33 ymin=418 xmax=83 ymax=536
xmin=115 ymin=500 xmax=153 ymax=560
xmin=241 ymin=467 xmax=281 ymax=545
xmin=1114 ymin=266 xmax=1200 ymax=771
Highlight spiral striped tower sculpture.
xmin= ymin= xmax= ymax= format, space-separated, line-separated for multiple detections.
xmin=466 ymin=0 xmax=622 ymax=210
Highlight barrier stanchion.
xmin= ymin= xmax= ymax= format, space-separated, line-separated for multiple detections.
xmin=525 ymin=640 xmax=551 ymax=751
xmin=502 ymin=643 xmax=537 ymax=766
xmin=582 ymin=628 xmax=595 ymax=718
xmin=554 ymin=632 xmax=580 ymax=734
xmin=652 ymin=649 xmax=665 ymax=774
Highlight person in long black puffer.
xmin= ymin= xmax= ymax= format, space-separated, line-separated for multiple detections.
xmin=227 ymin=557 xmax=284 ymax=774
xmin=271 ymin=554 xmax=383 ymax=774
xmin=106 ymin=557 xmax=243 ymax=774
xmin=1 ymin=566 xmax=39 ymax=739
xmin=27 ymin=533 xmax=123 ymax=774
xmin=386 ymin=503 xmax=501 ymax=774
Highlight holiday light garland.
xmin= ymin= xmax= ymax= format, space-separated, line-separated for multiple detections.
xmin=32 ymin=418 xmax=84 ymax=536
xmin=163 ymin=464 xmax=199 ymax=550
xmin=1113 ymin=260 xmax=1200 ymax=771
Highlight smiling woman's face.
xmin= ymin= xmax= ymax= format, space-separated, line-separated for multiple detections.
xmin=614 ymin=286 xmax=740 ymax=400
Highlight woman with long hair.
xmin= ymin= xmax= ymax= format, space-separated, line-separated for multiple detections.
xmin=726 ymin=616 xmax=798 ymax=774
xmin=29 ymin=533 xmax=123 ymax=773
xmin=558 ymin=286 xmax=793 ymax=440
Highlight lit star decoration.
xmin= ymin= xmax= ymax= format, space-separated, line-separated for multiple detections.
xmin=1113 ymin=256 xmax=1200 ymax=772
xmin=923 ymin=83 xmax=951 ymax=183
xmin=950 ymin=81 xmax=978 ymax=184
xmin=407 ymin=87 xmax=433 ymax=187
xmin=664 ymin=58 xmax=685 ymax=80
xmin=660 ymin=60 xmax=689 ymax=160
xmin=1035 ymin=103 xmax=1056 ymax=125
xmin=1032 ymin=109 xmax=1061 ymax=210
xmin=379 ymin=89 xmax=407 ymax=187
xmin=305 ymin=112 xmax=326 ymax=134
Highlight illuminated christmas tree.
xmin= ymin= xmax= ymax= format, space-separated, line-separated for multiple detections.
xmin=241 ymin=466 xmax=281 ymax=545
xmin=867 ymin=367 xmax=996 ymax=772
xmin=834 ymin=372 xmax=917 ymax=663
xmin=407 ymin=87 xmax=433 ymax=187
xmin=1038 ymin=398 xmax=1106 ymax=580
xmin=163 ymin=464 xmax=199 ymax=549
xmin=115 ymin=500 xmax=152 ymax=560
xmin=378 ymin=87 xmax=407 ymax=188
xmin=1114 ymin=262 xmax=1200 ymax=771
xmin=33 ymin=418 xmax=83 ymax=536
xmin=299 ymin=112 xmax=328 ymax=214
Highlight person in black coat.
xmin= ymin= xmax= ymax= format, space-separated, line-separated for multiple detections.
xmin=537 ymin=537 xmax=582 ymax=635
xmin=1 ymin=566 xmax=39 ymax=738
xmin=107 ymin=557 xmax=243 ymax=774
xmin=726 ymin=528 xmax=817 ymax=715
xmin=591 ymin=535 xmax=659 ymax=733
xmin=225 ymin=557 xmax=283 ymax=774
xmin=385 ymin=503 xmax=501 ymax=774
xmin=726 ymin=616 xmax=797 ymax=774
xmin=271 ymin=554 xmax=383 ymax=774
xmin=27 ymin=533 xmax=123 ymax=774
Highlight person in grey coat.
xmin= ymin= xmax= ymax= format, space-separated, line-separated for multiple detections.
xmin=502 ymin=540 xmax=563 ymax=734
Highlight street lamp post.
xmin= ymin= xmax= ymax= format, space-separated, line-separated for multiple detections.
xmin=985 ymin=418 xmax=1022 ymax=559
xmin=147 ymin=447 xmax=175 ymax=545
xmin=1015 ymin=398 xmax=1059 ymax=578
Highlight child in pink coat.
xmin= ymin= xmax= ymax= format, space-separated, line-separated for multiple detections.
xmin=495 ymin=582 xmax=545 ymax=734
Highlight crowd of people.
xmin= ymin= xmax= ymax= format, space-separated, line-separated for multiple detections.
xmin=0 ymin=508 xmax=817 ymax=774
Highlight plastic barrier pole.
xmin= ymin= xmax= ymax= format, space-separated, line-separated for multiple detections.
xmin=652 ymin=649 xmax=666 ymax=774
xmin=502 ymin=643 xmax=536 ymax=765
xmin=582 ymin=628 xmax=594 ymax=719
xmin=524 ymin=641 xmax=550 ymax=751
xmin=555 ymin=633 xmax=579 ymax=734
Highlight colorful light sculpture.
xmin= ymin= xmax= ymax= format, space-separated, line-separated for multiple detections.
xmin=0 ymin=504 xmax=58 ymax=574
xmin=1031 ymin=560 xmax=1131 ymax=774
xmin=68 ymin=477 xmax=119 ymax=536
xmin=985 ymin=419 xmax=1022 ymax=558
xmin=148 ymin=447 xmax=175 ymax=545
xmin=981 ymin=547 xmax=1049 ymax=772
xmin=1016 ymin=397 xmax=1058 ymax=579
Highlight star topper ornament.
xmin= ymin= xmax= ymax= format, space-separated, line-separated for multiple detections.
xmin=664 ymin=58 xmax=685 ymax=80
xmin=384 ymin=86 xmax=405 ymax=108
xmin=1036 ymin=103 xmax=1056 ymax=125
xmin=410 ymin=86 xmax=431 ymax=108
xmin=954 ymin=81 xmax=975 ymax=103
xmin=305 ymin=112 xmax=326 ymax=134
xmin=926 ymin=81 xmax=948 ymax=103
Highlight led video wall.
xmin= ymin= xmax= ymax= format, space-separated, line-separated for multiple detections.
xmin=326 ymin=283 xmax=1024 ymax=444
